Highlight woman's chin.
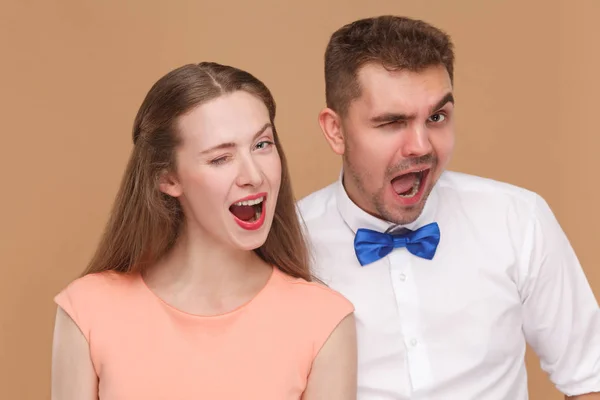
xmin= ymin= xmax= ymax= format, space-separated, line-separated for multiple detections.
xmin=230 ymin=224 xmax=273 ymax=252
xmin=232 ymin=236 xmax=268 ymax=252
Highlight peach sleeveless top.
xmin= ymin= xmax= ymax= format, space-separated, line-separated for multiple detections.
xmin=54 ymin=267 xmax=354 ymax=399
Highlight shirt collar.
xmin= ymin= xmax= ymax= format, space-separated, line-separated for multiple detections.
xmin=335 ymin=169 xmax=439 ymax=234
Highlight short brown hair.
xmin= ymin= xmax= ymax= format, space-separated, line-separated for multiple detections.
xmin=83 ymin=62 xmax=313 ymax=282
xmin=324 ymin=15 xmax=455 ymax=115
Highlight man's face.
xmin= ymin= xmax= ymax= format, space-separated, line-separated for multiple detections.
xmin=338 ymin=63 xmax=455 ymax=225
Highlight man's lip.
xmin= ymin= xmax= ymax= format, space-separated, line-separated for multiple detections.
xmin=390 ymin=166 xmax=432 ymax=179
xmin=230 ymin=192 xmax=267 ymax=206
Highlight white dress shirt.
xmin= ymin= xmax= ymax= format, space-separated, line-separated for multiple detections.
xmin=297 ymin=170 xmax=600 ymax=400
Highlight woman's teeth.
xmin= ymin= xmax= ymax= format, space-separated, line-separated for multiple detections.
xmin=233 ymin=197 xmax=264 ymax=206
xmin=254 ymin=207 xmax=261 ymax=221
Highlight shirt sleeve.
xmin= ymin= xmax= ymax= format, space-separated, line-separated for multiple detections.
xmin=519 ymin=194 xmax=600 ymax=396
xmin=310 ymin=287 xmax=355 ymax=360
xmin=54 ymin=275 xmax=97 ymax=343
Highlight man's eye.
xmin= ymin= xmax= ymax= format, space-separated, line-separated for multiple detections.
xmin=378 ymin=121 xmax=403 ymax=128
xmin=428 ymin=113 xmax=446 ymax=123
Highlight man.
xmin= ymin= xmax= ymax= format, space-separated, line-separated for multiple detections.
xmin=298 ymin=15 xmax=600 ymax=399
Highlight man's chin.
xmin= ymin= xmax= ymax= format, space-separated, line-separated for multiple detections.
xmin=383 ymin=187 xmax=431 ymax=225
xmin=387 ymin=205 xmax=426 ymax=226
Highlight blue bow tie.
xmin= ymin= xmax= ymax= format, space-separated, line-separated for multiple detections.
xmin=354 ymin=222 xmax=441 ymax=266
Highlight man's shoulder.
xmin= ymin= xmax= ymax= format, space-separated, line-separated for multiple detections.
xmin=439 ymin=170 xmax=540 ymax=206
xmin=296 ymin=181 xmax=339 ymax=223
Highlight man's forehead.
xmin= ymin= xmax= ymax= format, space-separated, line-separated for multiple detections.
xmin=354 ymin=63 xmax=452 ymax=110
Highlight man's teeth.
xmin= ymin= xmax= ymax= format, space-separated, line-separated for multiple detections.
xmin=234 ymin=197 xmax=264 ymax=206
xmin=398 ymin=174 xmax=422 ymax=198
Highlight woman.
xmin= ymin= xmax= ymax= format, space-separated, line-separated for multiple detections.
xmin=51 ymin=62 xmax=357 ymax=399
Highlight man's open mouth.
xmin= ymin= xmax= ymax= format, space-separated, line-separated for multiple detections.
xmin=391 ymin=169 xmax=430 ymax=198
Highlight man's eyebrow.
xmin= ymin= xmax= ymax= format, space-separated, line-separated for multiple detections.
xmin=370 ymin=112 xmax=413 ymax=125
xmin=429 ymin=92 xmax=454 ymax=114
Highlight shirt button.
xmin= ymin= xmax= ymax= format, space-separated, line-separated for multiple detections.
xmin=399 ymin=273 xmax=407 ymax=281
xmin=410 ymin=338 xmax=418 ymax=347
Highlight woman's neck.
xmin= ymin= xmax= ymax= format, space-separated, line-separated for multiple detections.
xmin=142 ymin=222 xmax=273 ymax=315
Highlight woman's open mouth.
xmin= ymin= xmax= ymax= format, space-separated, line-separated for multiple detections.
xmin=229 ymin=194 xmax=267 ymax=230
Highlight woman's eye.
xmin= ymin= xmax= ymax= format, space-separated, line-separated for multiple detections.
xmin=210 ymin=156 xmax=229 ymax=165
xmin=255 ymin=140 xmax=274 ymax=150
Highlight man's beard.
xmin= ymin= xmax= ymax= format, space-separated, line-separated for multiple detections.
xmin=345 ymin=153 xmax=438 ymax=225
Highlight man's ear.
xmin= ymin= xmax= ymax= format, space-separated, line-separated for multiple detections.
xmin=158 ymin=170 xmax=183 ymax=197
xmin=317 ymin=107 xmax=345 ymax=155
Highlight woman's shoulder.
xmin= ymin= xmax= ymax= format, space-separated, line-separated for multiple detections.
xmin=271 ymin=268 xmax=355 ymax=359
xmin=54 ymin=270 xmax=139 ymax=340
xmin=271 ymin=268 xmax=355 ymax=327
xmin=273 ymin=268 xmax=354 ymax=312
xmin=56 ymin=270 xmax=138 ymax=303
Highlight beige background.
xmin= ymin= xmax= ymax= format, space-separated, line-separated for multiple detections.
xmin=1 ymin=1 xmax=598 ymax=399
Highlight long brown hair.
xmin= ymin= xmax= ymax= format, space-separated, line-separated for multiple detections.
xmin=82 ymin=62 xmax=313 ymax=282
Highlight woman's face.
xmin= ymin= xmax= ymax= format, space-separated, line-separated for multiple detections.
xmin=160 ymin=90 xmax=282 ymax=251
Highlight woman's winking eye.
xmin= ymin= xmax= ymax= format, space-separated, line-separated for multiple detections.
xmin=209 ymin=155 xmax=230 ymax=166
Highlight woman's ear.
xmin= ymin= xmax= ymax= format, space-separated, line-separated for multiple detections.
xmin=158 ymin=170 xmax=183 ymax=197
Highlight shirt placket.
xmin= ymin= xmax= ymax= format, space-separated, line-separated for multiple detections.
xmin=388 ymin=249 xmax=434 ymax=394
